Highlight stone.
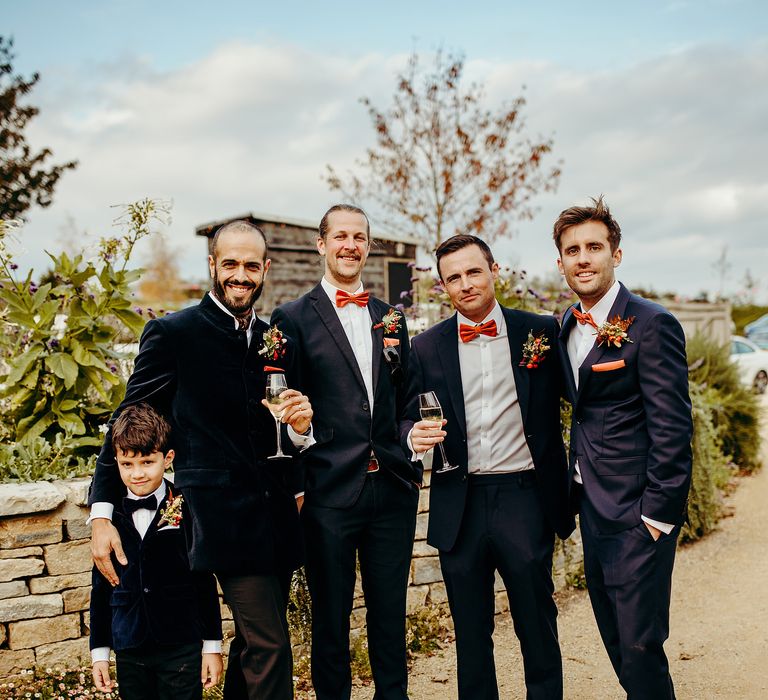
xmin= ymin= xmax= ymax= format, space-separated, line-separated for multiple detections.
xmin=222 ymin=619 xmax=236 ymax=638
xmin=35 ymin=636 xmax=91 ymax=669
xmin=0 ymin=557 xmax=45 ymax=582
xmin=0 ymin=546 xmax=43 ymax=559
xmin=0 ymin=482 xmax=65 ymax=517
xmin=494 ymin=591 xmax=510 ymax=614
xmin=63 ymin=586 xmax=90 ymax=612
xmin=0 ymin=649 xmax=35 ymax=676
xmin=349 ymin=606 xmax=367 ymax=630
xmin=0 ymin=623 xmax=4 ymax=645
xmin=406 ymin=584 xmax=429 ymax=614
xmin=493 ymin=571 xmax=507 ymax=592
xmin=0 ymin=580 xmax=28 ymax=599
xmin=427 ymin=582 xmax=449 ymax=605
xmin=53 ymin=478 xmax=91 ymax=507
xmin=412 ymin=540 xmax=439 ymax=558
xmin=0 ymin=512 xmax=62 ymax=549
xmin=411 ymin=556 xmax=443 ymax=585
xmin=29 ymin=571 xmax=91 ymax=594
xmin=43 ymin=540 xmax=91 ymax=575
xmin=417 ymin=488 xmax=430 ymax=513
xmin=8 ymin=612 xmax=80 ymax=649
xmin=415 ymin=512 xmax=429 ymax=541
xmin=64 ymin=519 xmax=90 ymax=541
xmin=0 ymin=593 xmax=62 ymax=623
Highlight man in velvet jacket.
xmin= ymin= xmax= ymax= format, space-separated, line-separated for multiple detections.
xmin=553 ymin=196 xmax=692 ymax=700
xmin=401 ymin=234 xmax=574 ymax=700
xmin=271 ymin=204 xmax=420 ymax=700
xmin=89 ymin=220 xmax=314 ymax=700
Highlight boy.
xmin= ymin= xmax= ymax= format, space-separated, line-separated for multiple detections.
xmin=89 ymin=403 xmax=223 ymax=699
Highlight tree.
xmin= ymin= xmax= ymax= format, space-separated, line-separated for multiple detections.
xmin=137 ymin=233 xmax=189 ymax=308
xmin=0 ymin=36 xmax=77 ymax=221
xmin=326 ymin=50 xmax=561 ymax=251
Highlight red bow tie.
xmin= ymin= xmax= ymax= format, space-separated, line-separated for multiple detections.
xmin=336 ymin=290 xmax=370 ymax=308
xmin=459 ymin=320 xmax=498 ymax=343
xmin=572 ymin=308 xmax=598 ymax=329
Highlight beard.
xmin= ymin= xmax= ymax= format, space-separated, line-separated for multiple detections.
xmin=212 ymin=269 xmax=264 ymax=316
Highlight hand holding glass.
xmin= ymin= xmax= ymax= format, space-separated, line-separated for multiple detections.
xmin=265 ymin=373 xmax=291 ymax=459
xmin=418 ymin=391 xmax=458 ymax=473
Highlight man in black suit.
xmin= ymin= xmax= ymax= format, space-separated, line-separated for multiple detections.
xmin=271 ymin=204 xmax=420 ymax=700
xmin=89 ymin=220 xmax=314 ymax=699
xmin=401 ymin=234 xmax=573 ymax=700
xmin=553 ymin=196 xmax=692 ymax=699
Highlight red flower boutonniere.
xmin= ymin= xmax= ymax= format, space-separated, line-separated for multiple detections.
xmin=372 ymin=309 xmax=402 ymax=335
xmin=158 ymin=489 xmax=184 ymax=528
xmin=519 ymin=330 xmax=551 ymax=369
xmin=595 ymin=315 xmax=635 ymax=348
xmin=258 ymin=325 xmax=287 ymax=360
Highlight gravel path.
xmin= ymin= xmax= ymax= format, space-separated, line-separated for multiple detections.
xmin=354 ymin=397 xmax=768 ymax=699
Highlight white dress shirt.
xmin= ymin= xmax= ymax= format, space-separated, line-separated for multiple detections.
xmin=566 ymin=281 xmax=672 ymax=534
xmin=320 ymin=277 xmax=375 ymax=414
xmin=457 ymin=303 xmax=534 ymax=473
xmin=91 ymin=481 xmax=221 ymax=663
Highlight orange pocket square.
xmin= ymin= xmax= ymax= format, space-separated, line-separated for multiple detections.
xmin=383 ymin=338 xmax=400 ymax=347
xmin=592 ymin=359 xmax=626 ymax=372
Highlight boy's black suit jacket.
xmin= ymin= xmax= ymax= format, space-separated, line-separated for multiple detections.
xmin=89 ymin=479 xmax=222 ymax=651
xmin=272 ymin=285 xmax=421 ymax=506
xmin=400 ymin=306 xmax=574 ymax=552
xmin=89 ymin=294 xmax=303 ymax=574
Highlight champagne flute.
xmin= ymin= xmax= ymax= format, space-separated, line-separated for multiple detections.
xmin=265 ymin=373 xmax=290 ymax=460
xmin=418 ymin=391 xmax=458 ymax=473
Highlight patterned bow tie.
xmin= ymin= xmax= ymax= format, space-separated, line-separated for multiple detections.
xmin=459 ymin=320 xmax=498 ymax=343
xmin=123 ymin=494 xmax=158 ymax=514
xmin=336 ymin=290 xmax=370 ymax=308
xmin=236 ymin=313 xmax=252 ymax=331
xmin=572 ymin=308 xmax=598 ymax=329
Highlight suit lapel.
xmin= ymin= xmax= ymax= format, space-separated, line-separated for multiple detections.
xmin=369 ymin=300 xmax=384 ymax=397
xmin=309 ymin=285 xmax=368 ymax=395
xmin=503 ymin=308 xmax=531 ymax=425
xmin=438 ymin=316 xmax=467 ymax=439
xmin=558 ymin=307 xmax=578 ymax=401
xmin=574 ymin=283 xmax=632 ymax=406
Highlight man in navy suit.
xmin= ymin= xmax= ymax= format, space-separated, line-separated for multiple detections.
xmin=553 ymin=196 xmax=692 ymax=699
xmin=272 ymin=204 xmax=420 ymax=700
xmin=401 ymin=234 xmax=573 ymax=700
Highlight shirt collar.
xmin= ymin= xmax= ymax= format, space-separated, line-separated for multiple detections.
xmin=320 ymin=277 xmax=365 ymax=305
xmin=580 ymin=280 xmax=620 ymax=327
xmin=456 ymin=301 xmax=505 ymax=338
xmin=125 ymin=480 xmax=166 ymax=506
xmin=208 ymin=291 xmax=254 ymax=330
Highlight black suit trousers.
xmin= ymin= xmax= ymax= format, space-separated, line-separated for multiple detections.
xmin=579 ymin=495 xmax=678 ymax=700
xmin=115 ymin=642 xmax=202 ymax=700
xmin=302 ymin=472 xmax=418 ymax=700
xmin=439 ymin=472 xmax=562 ymax=700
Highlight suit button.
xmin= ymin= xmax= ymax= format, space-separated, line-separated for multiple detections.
xmin=576 ymin=420 xmax=582 ymax=425
xmin=461 ymin=475 xmax=467 ymax=482
xmin=143 ymin=587 xmax=150 ymax=593
xmin=265 ymin=490 xmax=270 ymax=498
xmin=362 ymin=402 xmax=369 ymax=411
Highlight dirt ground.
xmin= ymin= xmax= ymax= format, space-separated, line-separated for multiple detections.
xmin=353 ymin=396 xmax=768 ymax=699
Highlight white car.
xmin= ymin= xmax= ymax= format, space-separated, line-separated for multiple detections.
xmin=730 ymin=336 xmax=768 ymax=394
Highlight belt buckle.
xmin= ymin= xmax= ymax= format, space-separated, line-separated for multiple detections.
xmin=367 ymin=458 xmax=379 ymax=473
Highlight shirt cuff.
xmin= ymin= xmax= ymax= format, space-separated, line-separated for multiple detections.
xmin=406 ymin=428 xmax=426 ymax=462
xmin=641 ymin=515 xmax=674 ymax=534
xmin=294 ymin=492 xmax=304 ymax=499
xmin=287 ymin=423 xmax=315 ymax=451
xmin=202 ymin=640 xmax=222 ymax=654
xmin=87 ymin=502 xmax=114 ymax=524
xmin=91 ymin=647 xmax=111 ymax=663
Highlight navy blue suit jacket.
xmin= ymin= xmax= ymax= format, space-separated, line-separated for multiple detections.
xmin=558 ymin=283 xmax=693 ymax=533
xmin=400 ymin=306 xmax=574 ymax=551
xmin=89 ymin=480 xmax=222 ymax=652
xmin=272 ymin=285 xmax=420 ymax=508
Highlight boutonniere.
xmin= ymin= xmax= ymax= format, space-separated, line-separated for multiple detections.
xmin=519 ymin=330 xmax=550 ymax=369
xmin=158 ymin=489 xmax=184 ymax=528
xmin=372 ymin=309 xmax=402 ymax=335
xmin=258 ymin=325 xmax=287 ymax=360
xmin=595 ymin=315 xmax=635 ymax=348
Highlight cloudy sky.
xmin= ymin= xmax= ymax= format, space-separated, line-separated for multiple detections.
xmin=6 ymin=0 xmax=767 ymax=301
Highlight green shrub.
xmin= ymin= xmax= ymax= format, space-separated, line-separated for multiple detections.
xmin=0 ymin=433 xmax=96 ymax=483
xmin=686 ymin=333 xmax=762 ymax=472
xmin=0 ymin=666 xmax=118 ymax=699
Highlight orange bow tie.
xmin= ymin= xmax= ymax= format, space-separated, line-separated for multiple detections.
xmin=572 ymin=308 xmax=598 ymax=329
xmin=459 ymin=320 xmax=498 ymax=343
xmin=336 ymin=290 xmax=370 ymax=308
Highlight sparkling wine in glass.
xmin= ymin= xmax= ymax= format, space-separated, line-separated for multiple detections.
xmin=266 ymin=373 xmax=290 ymax=459
xmin=418 ymin=391 xmax=458 ymax=473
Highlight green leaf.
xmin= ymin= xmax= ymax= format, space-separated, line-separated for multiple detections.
xmin=45 ymin=352 xmax=79 ymax=389
xmin=7 ymin=309 xmax=37 ymax=327
xmin=35 ymin=299 xmax=61 ymax=328
xmin=113 ymin=308 xmax=146 ymax=337
xmin=5 ymin=344 xmax=45 ymax=385
xmin=17 ymin=412 xmax=55 ymax=444
xmin=58 ymin=399 xmax=80 ymax=412
xmin=30 ymin=283 xmax=53 ymax=310
xmin=57 ymin=412 xmax=86 ymax=436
